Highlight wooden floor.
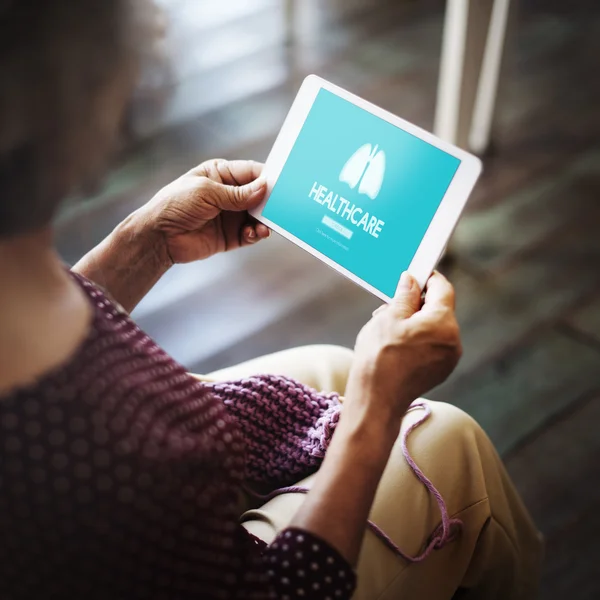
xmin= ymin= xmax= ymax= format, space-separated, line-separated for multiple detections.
xmin=55 ymin=1 xmax=600 ymax=597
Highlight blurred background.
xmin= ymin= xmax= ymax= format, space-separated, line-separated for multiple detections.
xmin=55 ymin=1 xmax=600 ymax=597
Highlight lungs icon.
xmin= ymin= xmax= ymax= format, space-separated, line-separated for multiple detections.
xmin=339 ymin=143 xmax=386 ymax=200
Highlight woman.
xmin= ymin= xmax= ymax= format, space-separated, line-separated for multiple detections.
xmin=0 ymin=1 xmax=542 ymax=598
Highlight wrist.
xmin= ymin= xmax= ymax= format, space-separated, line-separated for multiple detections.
xmin=73 ymin=210 xmax=171 ymax=313
xmin=334 ymin=399 xmax=401 ymax=465
xmin=112 ymin=210 xmax=172 ymax=274
xmin=344 ymin=366 xmax=412 ymax=425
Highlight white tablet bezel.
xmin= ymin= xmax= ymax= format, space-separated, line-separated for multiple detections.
xmin=250 ymin=74 xmax=482 ymax=302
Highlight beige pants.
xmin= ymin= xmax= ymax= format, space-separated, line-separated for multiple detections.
xmin=203 ymin=345 xmax=543 ymax=600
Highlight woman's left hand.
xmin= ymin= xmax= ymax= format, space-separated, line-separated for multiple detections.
xmin=136 ymin=159 xmax=269 ymax=265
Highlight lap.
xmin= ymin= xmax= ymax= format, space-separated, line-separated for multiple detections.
xmin=240 ymin=400 xmax=493 ymax=599
xmin=199 ymin=346 xmax=542 ymax=599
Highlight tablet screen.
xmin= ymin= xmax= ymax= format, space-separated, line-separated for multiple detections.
xmin=263 ymin=88 xmax=461 ymax=297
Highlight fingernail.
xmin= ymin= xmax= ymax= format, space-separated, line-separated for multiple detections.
xmin=256 ymin=225 xmax=269 ymax=238
xmin=398 ymin=272 xmax=414 ymax=290
xmin=247 ymin=228 xmax=256 ymax=240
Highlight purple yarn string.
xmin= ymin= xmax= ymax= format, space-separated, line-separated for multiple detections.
xmin=248 ymin=401 xmax=462 ymax=564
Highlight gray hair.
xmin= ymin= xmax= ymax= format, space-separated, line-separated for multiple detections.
xmin=0 ymin=0 xmax=143 ymax=236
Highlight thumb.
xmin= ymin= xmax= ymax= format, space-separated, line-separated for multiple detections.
xmin=208 ymin=177 xmax=267 ymax=212
xmin=391 ymin=272 xmax=421 ymax=318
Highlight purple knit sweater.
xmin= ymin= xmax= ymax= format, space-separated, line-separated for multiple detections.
xmin=212 ymin=376 xmax=341 ymax=485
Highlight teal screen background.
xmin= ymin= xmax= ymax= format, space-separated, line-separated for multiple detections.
xmin=263 ymin=88 xmax=461 ymax=297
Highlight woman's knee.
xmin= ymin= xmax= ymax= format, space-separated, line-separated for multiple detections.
xmin=409 ymin=404 xmax=543 ymax=598
xmin=408 ymin=401 xmax=540 ymax=547
xmin=397 ymin=400 xmax=493 ymax=515
xmin=405 ymin=400 xmax=483 ymax=453
xmin=412 ymin=400 xmax=484 ymax=451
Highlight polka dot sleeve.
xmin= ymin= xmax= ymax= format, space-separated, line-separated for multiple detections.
xmin=264 ymin=528 xmax=357 ymax=599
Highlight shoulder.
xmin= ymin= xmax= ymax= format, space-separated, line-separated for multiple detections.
xmin=69 ymin=270 xmax=129 ymax=317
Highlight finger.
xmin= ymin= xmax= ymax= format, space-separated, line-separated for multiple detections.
xmin=391 ymin=272 xmax=421 ymax=318
xmin=421 ymin=271 xmax=456 ymax=311
xmin=242 ymin=222 xmax=270 ymax=245
xmin=192 ymin=159 xmax=264 ymax=186
xmin=206 ymin=177 xmax=267 ymax=212
xmin=255 ymin=223 xmax=270 ymax=238
xmin=242 ymin=224 xmax=259 ymax=244
xmin=219 ymin=160 xmax=264 ymax=185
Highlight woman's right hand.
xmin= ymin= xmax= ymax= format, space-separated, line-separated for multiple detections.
xmin=289 ymin=272 xmax=460 ymax=566
xmin=288 ymin=271 xmax=461 ymax=567
xmin=345 ymin=271 xmax=462 ymax=430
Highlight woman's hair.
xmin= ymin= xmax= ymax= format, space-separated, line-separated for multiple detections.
xmin=0 ymin=0 xmax=143 ymax=237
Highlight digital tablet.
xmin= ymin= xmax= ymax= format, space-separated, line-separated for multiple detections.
xmin=251 ymin=75 xmax=482 ymax=302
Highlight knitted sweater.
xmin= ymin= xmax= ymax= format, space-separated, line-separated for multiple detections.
xmin=0 ymin=273 xmax=355 ymax=599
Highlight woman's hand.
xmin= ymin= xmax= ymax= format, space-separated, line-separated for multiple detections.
xmin=73 ymin=159 xmax=269 ymax=313
xmin=345 ymin=271 xmax=462 ymax=428
xmin=289 ymin=271 xmax=461 ymax=566
xmin=137 ymin=159 xmax=269 ymax=265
